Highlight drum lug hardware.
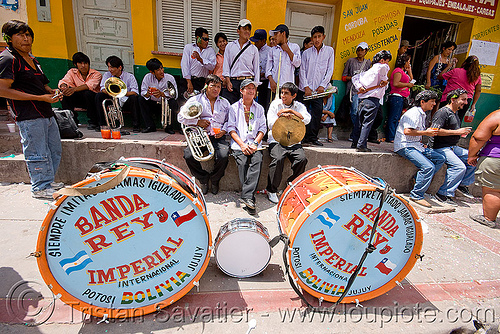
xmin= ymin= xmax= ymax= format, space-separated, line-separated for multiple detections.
xmin=355 ymin=299 xmax=363 ymax=308
xmin=318 ymin=297 xmax=324 ymax=306
xmin=27 ymin=251 xmax=41 ymax=258
xmin=91 ymin=173 xmax=101 ymax=181
xmin=415 ymin=254 xmax=424 ymax=261
xmin=96 ymin=314 xmax=109 ymax=324
xmin=48 ymin=202 xmax=58 ymax=210
xmin=154 ymin=173 xmax=159 ymax=182
xmin=209 ymin=245 xmax=214 ymax=251
xmin=193 ymin=281 xmax=200 ymax=292
xmin=395 ymin=280 xmax=404 ymax=289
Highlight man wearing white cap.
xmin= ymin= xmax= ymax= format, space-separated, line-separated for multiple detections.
xmin=342 ymin=41 xmax=371 ymax=141
xmin=222 ymin=19 xmax=260 ymax=104
xmin=266 ymin=24 xmax=301 ymax=102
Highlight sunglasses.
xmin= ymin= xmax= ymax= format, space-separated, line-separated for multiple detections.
xmin=201 ymin=37 xmax=210 ymax=42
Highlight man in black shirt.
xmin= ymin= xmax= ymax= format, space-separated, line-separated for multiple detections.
xmin=0 ymin=20 xmax=62 ymax=200
xmin=430 ymin=89 xmax=475 ymax=205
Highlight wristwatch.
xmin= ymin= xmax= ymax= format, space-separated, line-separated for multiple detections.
xmin=252 ymin=141 xmax=259 ymax=147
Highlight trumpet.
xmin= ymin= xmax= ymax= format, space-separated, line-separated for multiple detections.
xmin=102 ymin=77 xmax=127 ymax=130
xmin=303 ymin=86 xmax=338 ymax=101
xmin=160 ymin=81 xmax=177 ymax=129
xmin=180 ymin=101 xmax=215 ymax=162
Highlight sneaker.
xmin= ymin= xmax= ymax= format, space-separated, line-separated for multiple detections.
xmin=32 ymin=188 xmax=56 ymax=200
xmin=267 ymin=192 xmax=279 ymax=204
xmin=434 ymin=193 xmax=457 ymax=206
xmin=410 ymin=197 xmax=432 ymax=208
xmin=456 ymin=185 xmax=474 ymax=199
xmin=51 ymin=182 xmax=64 ymax=190
xmin=240 ymin=198 xmax=256 ymax=210
xmin=356 ymin=147 xmax=372 ymax=152
xmin=469 ymin=214 xmax=497 ymax=228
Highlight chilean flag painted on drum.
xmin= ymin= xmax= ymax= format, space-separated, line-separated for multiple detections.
xmin=171 ymin=205 xmax=197 ymax=227
xmin=375 ymin=258 xmax=397 ymax=275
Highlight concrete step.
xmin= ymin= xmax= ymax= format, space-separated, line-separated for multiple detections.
xmin=0 ymin=124 xmax=465 ymax=196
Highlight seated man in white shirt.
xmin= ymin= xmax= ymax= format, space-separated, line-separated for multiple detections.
xmin=178 ymin=74 xmax=230 ymax=195
xmin=138 ymin=58 xmax=178 ymax=133
xmin=227 ymin=79 xmax=267 ymax=215
xmin=266 ymin=82 xmax=311 ymax=204
xmin=394 ymin=90 xmax=445 ymax=208
xmin=95 ymin=55 xmax=140 ymax=133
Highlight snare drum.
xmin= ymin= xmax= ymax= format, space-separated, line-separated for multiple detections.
xmin=278 ymin=165 xmax=422 ymax=303
xmin=215 ymin=218 xmax=271 ymax=278
xmin=36 ymin=158 xmax=211 ymax=318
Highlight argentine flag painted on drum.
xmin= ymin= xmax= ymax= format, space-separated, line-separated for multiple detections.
xmin=316 ymin=208 xmax=340 ymax=228
xmin=59 ymin=250 xmax=92 ymax=275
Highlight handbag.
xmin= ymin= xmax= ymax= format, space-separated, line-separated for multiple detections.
xmin=53 ymin=109 xmax=83 ymax=139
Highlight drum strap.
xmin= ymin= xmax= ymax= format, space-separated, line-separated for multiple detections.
xmin=270 ymin=184 xmax=391 ymax=311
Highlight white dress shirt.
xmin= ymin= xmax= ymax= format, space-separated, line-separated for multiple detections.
xmin=299 ymin=44 xmax=335 ymax=92
xmin=140 ymin=72 xmax=178 ymax=101
xmin=258 ymin=44 xmax=271 ymax=80
xmin=394 ymin=106 xmax=426 ymax=152
xmin=265 ymin=42 xmax=301 ymax=88
xmin=100 ymin=71 xmax=139 ymax=106
xmin=222 ymin=39 xmax=260 ymax=81
xmin=267 ymin=98 xmax=311 ymax=145
xmin=227 ymin=99 xmax=267 ymax=151
xmin=177 ymin=92 xmax=230 ymax=136
xmin=180 ymin=43 xmax=216 ymax=79
xmin=352 ymin=62 xmax=390 ymax=103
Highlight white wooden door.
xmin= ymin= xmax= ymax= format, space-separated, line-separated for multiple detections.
xmin=285 ymin=1 xmax=335 ymax=48
xmin=73 ymin=0 xmax=134 ymax=73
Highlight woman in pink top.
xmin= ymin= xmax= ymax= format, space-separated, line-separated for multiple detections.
xmin=438 ymin=55 xmax=481 ymax=122
xmin=212 ymin=32 xmax=227 ymax=81
xmin=385 ymin=54 xmax=413 ymax=142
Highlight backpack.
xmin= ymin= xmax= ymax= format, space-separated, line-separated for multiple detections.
xmin=53 ymin=109 xmax=83 ymax=139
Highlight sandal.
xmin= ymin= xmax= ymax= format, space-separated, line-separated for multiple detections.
xmin=327 ymin=138 xmax=333 ymax=143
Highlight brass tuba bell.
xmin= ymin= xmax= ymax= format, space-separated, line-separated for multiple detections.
xmin=102 ymin=77 xmax=127 ymax=130
xmin=180 ymin=101 xmax=215 ymax=162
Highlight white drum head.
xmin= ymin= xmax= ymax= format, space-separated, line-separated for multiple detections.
xmin=215 ymin=230 xmax=271 ymax=278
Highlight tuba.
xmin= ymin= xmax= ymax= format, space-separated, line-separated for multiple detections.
xmin=102 ymin=77 xmax=127 ymax=130
xmin=180 ymin=101 xmax=215 ymax=162
xmin=160 ymin=81 xmax=177 ymax=129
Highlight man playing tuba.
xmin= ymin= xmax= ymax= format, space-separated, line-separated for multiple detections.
xmin=178 ymin=74 xmax=230 ymax=195
xmin=95 ymin=56 xmax=141 ymax=133
xmin=139 ymin=58 xmax=179 ymax=133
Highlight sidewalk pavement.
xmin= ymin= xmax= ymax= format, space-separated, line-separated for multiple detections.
xmin=0 ymin=182 xmax=499 ymax=334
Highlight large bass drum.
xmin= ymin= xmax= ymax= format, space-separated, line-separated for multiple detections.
xmin=277 ymin=165 xmax=422 ymax=303
xmin=36 ymin=158 xmax=211 ymax=318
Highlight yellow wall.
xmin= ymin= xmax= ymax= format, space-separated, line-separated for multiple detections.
xmin=27 ymin=0 xmax=76 ymax=59
xmin=247 ymin=0 xmax=287 ymax=38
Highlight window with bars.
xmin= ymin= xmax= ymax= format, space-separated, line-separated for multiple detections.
xmin=157 ymin=0 xmax=245 ymax=54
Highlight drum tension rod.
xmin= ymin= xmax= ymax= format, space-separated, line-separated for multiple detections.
xmin=317 ymin=165 xmax=350 ymax=191
xmin=96 ymin=314 xmax=109 ymax=324
xmin=415 ymin=254 xmax=425 ymax=261
xmin=27 ymin=251 xmax=41 ymax=258
xmin=355 ymin=299 xmax=363 ymax=308
xmin=289 ymin=182 xmax=312 ymax=215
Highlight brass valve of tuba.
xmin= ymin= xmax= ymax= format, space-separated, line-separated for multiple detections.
xmin=102 ymin=77 xmax=127 ymax=130
xmin=180 ymin=101 xmax=215 ymax=162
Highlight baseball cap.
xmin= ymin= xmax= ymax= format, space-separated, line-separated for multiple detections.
xmin=240 ymin=78 xmax=260 ymax=89
xmin=238 ymin=19 xmax=252 ymax=28
xmin=269 ymin=24 xmax=289 ymax=36
xmin=356 ymin=42 xmax=369 ymax=50
xmin=400 ymin=40 xmax=410 ymax=47
xmin=250 ymin=29 xmax=267 ymax=42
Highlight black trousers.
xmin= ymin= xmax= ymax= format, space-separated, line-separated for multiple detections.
xmin=61 ymin=90 xmax=97 ymax=125
xmin=221 ymin=79 xmax=245 ymax=105
xmin=232 ymin=150 xmax=263 ymax=201
xmin=266 ymin=143 xmax=307 ymax=193
xmin=180 ymin=77 xmax=206 ymax=99
xmin=257 ymin=79 xmax=270 ymax=112
xmin=138 ymin=96 xmax=179 ymax=130
xmin=183 ymin=136 xmax=229 ymax=185
xmin=95 ymin=92 xmax=140 ymax=129
xmin=304 ymin=97 xmax=323 ymax=142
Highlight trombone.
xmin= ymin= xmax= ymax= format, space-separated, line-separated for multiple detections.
xmin=303 ymin=86 xmax=338 ymax=100
xmin=102 ymin=77 xmax=127 ymax=130
xmin=180 ymin=101 xmax=215 ymax=162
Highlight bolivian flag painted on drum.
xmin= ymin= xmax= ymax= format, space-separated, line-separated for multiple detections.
xmin=277 ymin=165 xmax=423 ymax=303
xmin=36 ymin=159 xmax=211 ymax=318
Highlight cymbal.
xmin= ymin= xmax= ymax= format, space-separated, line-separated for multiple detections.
xmin=272 ymin=115 xmax=306 ymax=146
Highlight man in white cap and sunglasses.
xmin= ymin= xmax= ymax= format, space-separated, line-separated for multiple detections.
xmin=222 ymin=19 xmax=260 ymax=104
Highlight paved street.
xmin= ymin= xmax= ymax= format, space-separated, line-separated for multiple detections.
xmin=0 ymin=182 xmax=499 ymax=334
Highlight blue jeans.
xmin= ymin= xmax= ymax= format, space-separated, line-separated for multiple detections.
xmin=349 ymin=94 xmax=360 ymax=138
xmin=434 ymin=146 xmax=476 ymax=197
xmin=352 ymin=97 xmax=379 ymax=148
xmin=396 ymin=147 xmax=445 ymax=200
xmin=386 ymin=95 xmax=404 ymax=142
xmin=17 ymin=117 xmax=62 ymax=192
